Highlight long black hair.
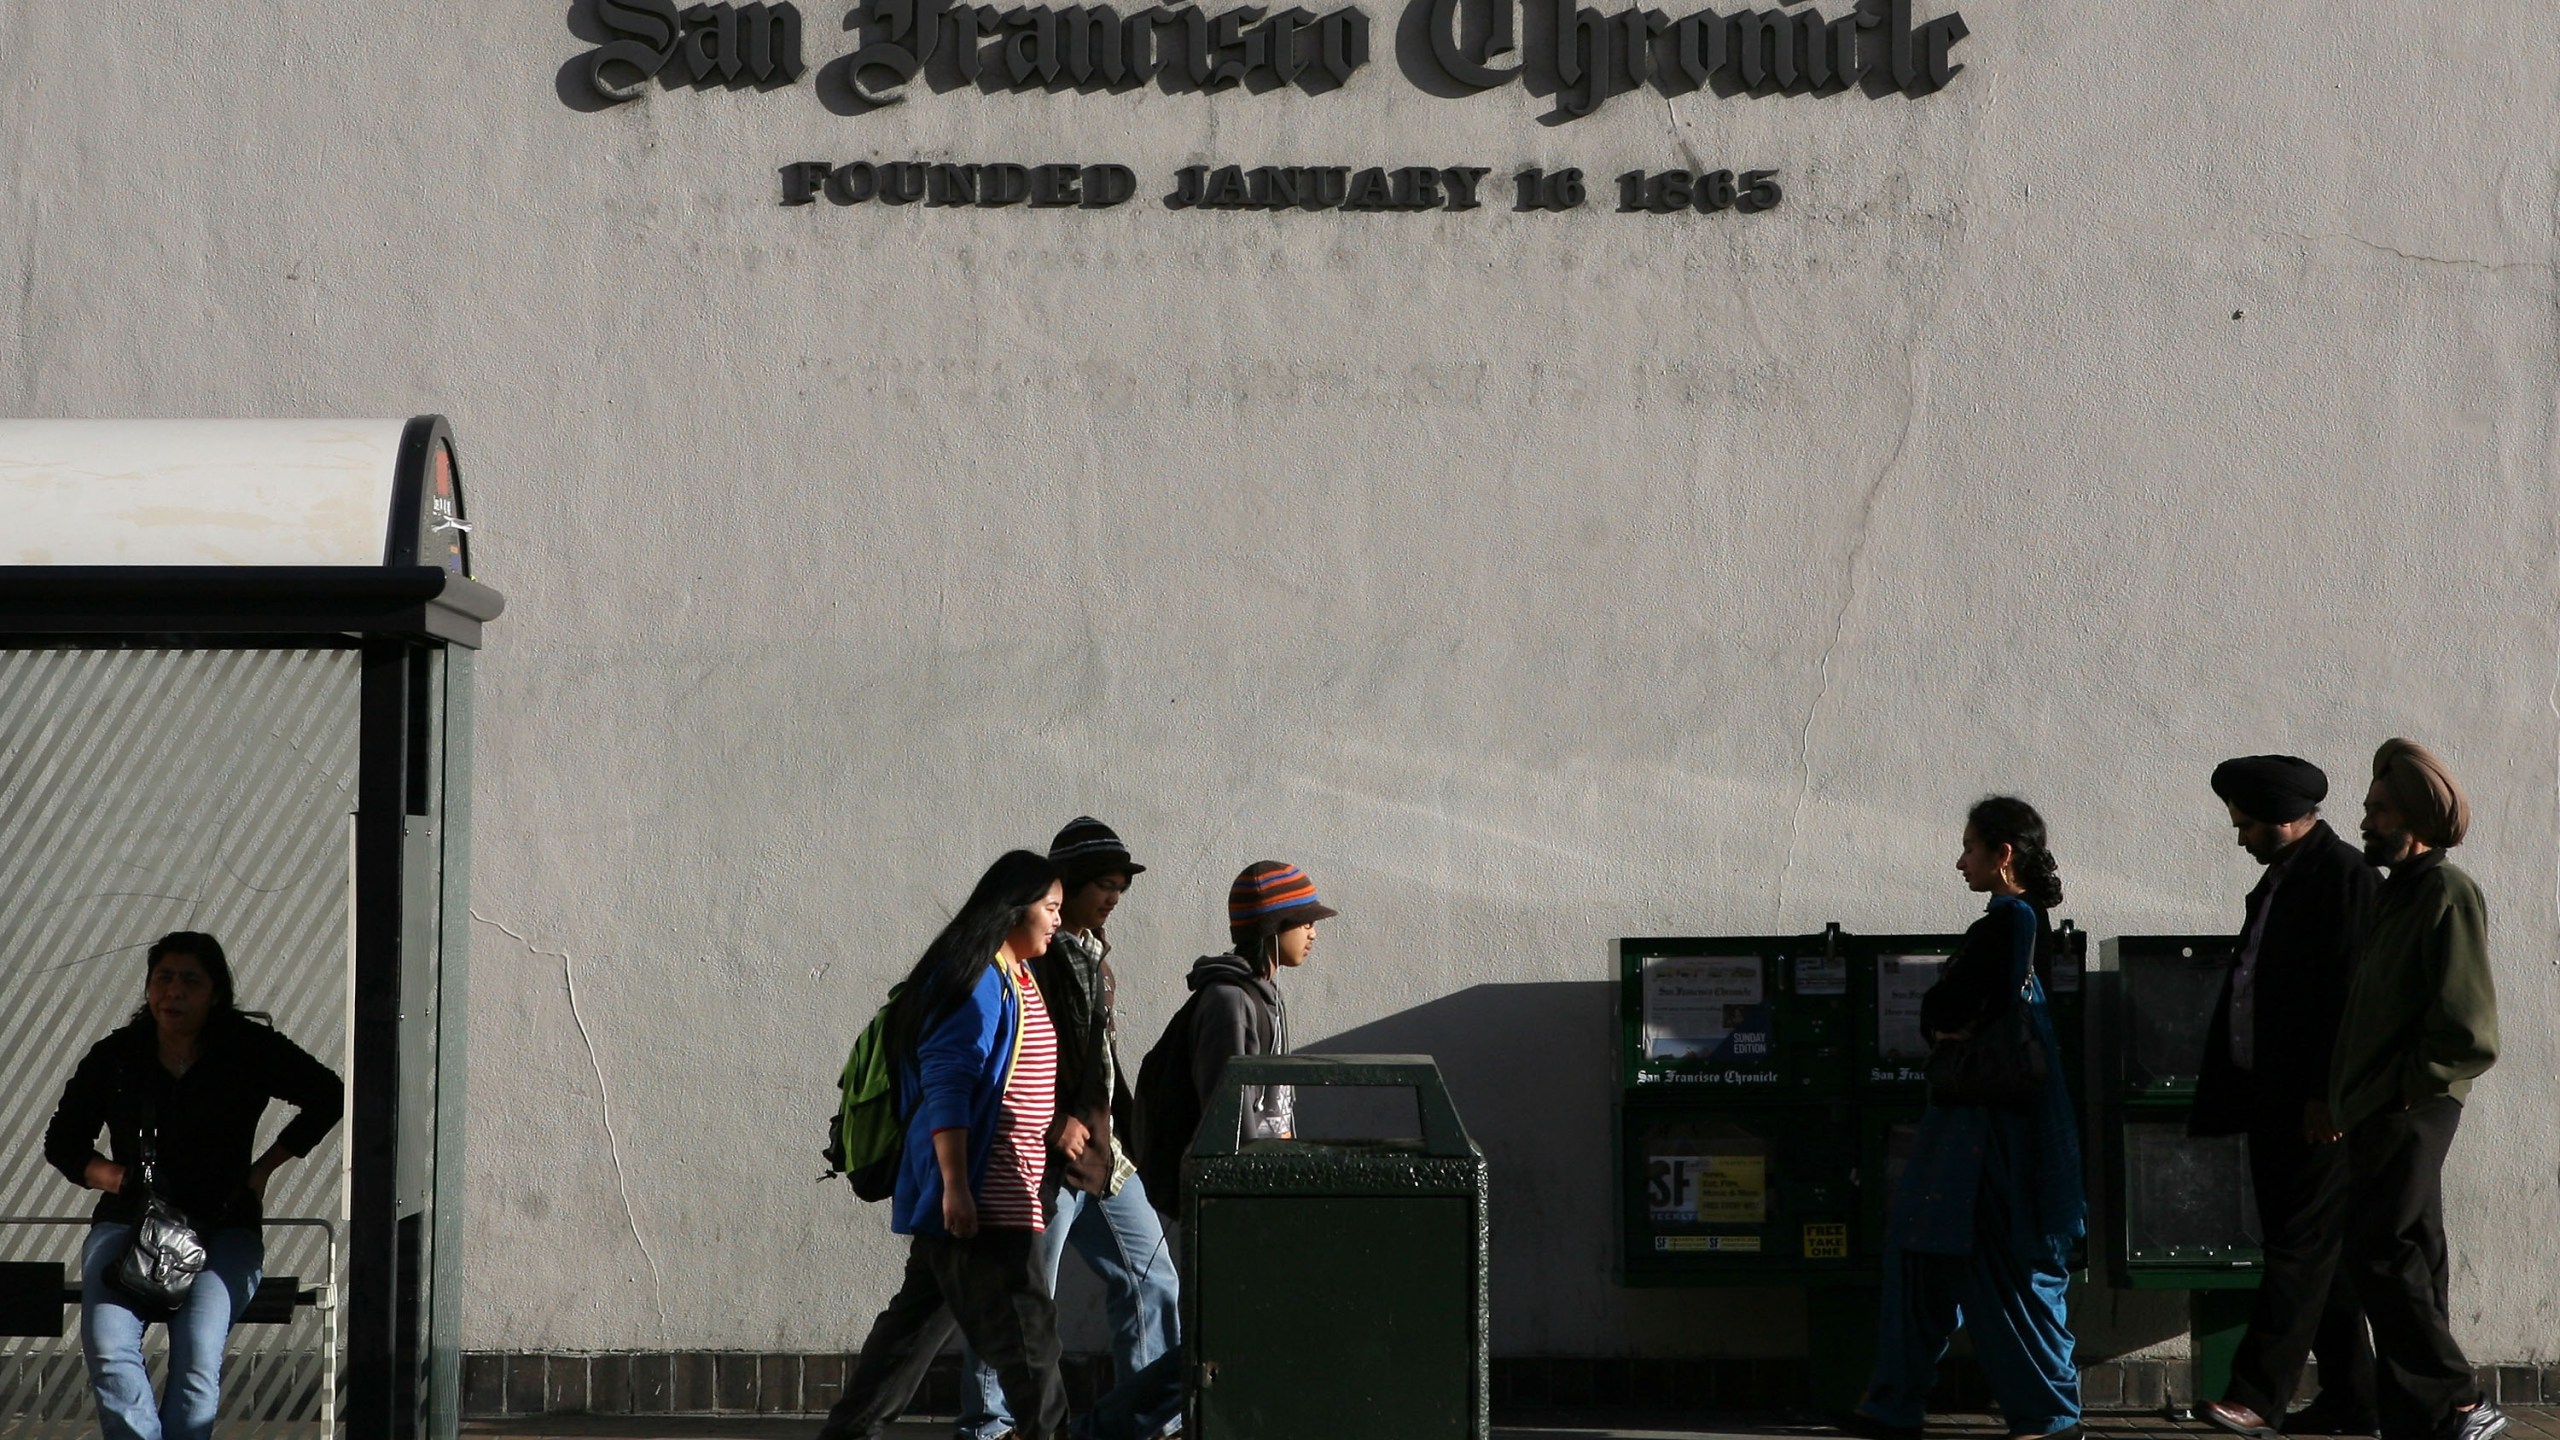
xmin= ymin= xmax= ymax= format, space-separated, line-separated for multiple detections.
xmin=127 ymin=931 xmax=273 ymax=1030
xmin=1968 ymin=796 xmax=2064 ymax=911
xmin=886 ymin=850 xmax=1061 ymax=1061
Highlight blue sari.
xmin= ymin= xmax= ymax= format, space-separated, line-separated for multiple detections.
xmin=1861 ymin=895 xmax=2085 ymax=1434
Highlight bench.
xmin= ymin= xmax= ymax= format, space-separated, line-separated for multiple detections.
xmin=0 ymin=1261 xmax=323 ymax=1336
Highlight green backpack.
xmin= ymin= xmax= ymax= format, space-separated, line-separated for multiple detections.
xmin=821 ymin=987 xmax=903 ymax=1202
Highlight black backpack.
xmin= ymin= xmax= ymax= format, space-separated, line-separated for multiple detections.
xmin=1131 ymin=973 xmax=1255 ymax=1218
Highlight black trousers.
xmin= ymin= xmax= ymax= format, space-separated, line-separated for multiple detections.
xmin=2225 ymin=1095 xmax=2375 ymax=1420
xmin=817 ymin=1228 xmax=1068 ymax=1440
xmin=2343 ymin=1097 xmax=2475 ymax=1440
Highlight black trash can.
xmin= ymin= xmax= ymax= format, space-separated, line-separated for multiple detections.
xmin=1180 ymin=1054 xmax=1490 ymax=1440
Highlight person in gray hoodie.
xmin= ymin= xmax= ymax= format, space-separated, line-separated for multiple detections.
xmin=1188 ymin=860 xmax=1336 ymax=1139
xmin=1134 ymin=858 xmax=1340 ymax=1206
xmin=1095 ymin=861 xmax=1340 ymax=1440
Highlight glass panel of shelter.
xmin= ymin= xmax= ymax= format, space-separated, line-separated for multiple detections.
xmin=0 ymin=646 xmax=362 ymax=1430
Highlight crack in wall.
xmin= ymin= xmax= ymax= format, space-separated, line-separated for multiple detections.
xmin=2278 ymin=232 xmax=2556 ymax=278
xmin=2545 ymin=229 xmax=2560 ymax=971
xmin=1772 ymin=341 xmax=1926 ymax=923
xmin=470 ymin=910 xmax=670 ymax=1337
xmin=1662 ymin=94 xmax=1705 ymax=175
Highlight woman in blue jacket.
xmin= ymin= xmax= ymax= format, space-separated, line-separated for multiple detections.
xmin=1846 ymin=797 xmax=2086 ymax=1440
xmin=818 ymin=850 xmax=1070 ymax=1440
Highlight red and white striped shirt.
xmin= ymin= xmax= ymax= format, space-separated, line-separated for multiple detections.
xmin=977 ymin=958 xmax=1057 ymax=1231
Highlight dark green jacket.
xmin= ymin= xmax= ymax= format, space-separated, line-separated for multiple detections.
xmin=2329 ymin=850 xmax=2497 ymax=1132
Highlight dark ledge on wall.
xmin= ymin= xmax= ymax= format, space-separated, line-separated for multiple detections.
xmin=458 ymin=1352 xmax=2560 ymax=1420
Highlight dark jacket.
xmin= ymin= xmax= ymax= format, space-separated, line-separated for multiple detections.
xmin=2329 ymin=850 xmax=2496 ymax=1133
xmin=1919 ymin=899 xmax=2057 ymax=1039
xmin=1894 ymin=895 xmax=2084 ymax=1255
xmin=2190 ymin=822 xmax=2378 ymax=1136
xmin=1032 ymin=928 xmax=1135 ymax=1194
xmin=1185 ymin=952 xmax=1291 ymax=1142
xmin=44 ymin=1014 xmax=344 ymax=1232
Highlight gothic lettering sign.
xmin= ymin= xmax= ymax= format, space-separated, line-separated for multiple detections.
xmin=577 ymin=0 xmax=1968 ymax=117
xmin=588 ymin=1 xmax=812 ymax=97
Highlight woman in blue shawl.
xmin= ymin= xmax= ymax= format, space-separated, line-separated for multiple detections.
xmin=1848 ymin=796 xmax=2086 ymax=1440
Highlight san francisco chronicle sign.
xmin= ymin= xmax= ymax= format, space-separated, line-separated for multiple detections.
xmin=579 ymin=0 xmax=1967 ymax=114
xmin=575 ymin=0 xmax=1967 ymax=213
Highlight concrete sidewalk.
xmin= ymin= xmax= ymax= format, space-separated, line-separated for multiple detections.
xmin=463 ymin=1410 xmax=2560 ymax=1440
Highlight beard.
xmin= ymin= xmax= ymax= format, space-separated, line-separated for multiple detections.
xmin=2361 ymin=829 xmax=2412 ymax=866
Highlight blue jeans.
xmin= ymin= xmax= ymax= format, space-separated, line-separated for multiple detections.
xmin=958 ymin=1176 xmax=1181 ymax=1440
xmin=81 ymin=1222 xmax=264 ymax=1440
xmin=1070 ymin=1352 xmax=1184 ymax=1440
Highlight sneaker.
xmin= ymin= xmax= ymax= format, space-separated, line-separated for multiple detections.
xmin=2205 ymin=1402 xmax=2283 ymax=1440
xmin=2439 ymin=1405 xmax=2508 ymax=1440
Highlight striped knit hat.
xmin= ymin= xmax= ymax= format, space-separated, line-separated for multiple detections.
xmin=1048 ymin=816 xmax=1145 ymax=885
xmin=1228 ymin=860 xmax=1339 ymax=942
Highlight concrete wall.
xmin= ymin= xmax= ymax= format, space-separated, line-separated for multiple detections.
xmin=3 ymin=1 xmax=2554 ymax=1362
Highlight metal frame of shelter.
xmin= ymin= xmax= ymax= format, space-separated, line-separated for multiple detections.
xmin=0 ymin=415 xmax=502 ymax=1440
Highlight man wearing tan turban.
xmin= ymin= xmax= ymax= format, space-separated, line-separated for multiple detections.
xmin=2329 ymin=739 xmax=2501 ymax=1440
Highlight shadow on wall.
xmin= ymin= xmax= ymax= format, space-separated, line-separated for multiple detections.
xmin=1300 ymin=981 xmax=2186 ymax=1363
xmin=1300 ymin=981 xmax=1686 ymax=1354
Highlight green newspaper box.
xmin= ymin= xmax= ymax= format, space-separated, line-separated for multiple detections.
xmin=1848 ymin=933 xmax=1965 ymax=1099
xmin=2047 ymin=921 xmax=2089 ymax=1103
xmin=1617 ymin=931 xmax=1852 ymax=1094
xmin=1851 ymin=924 xmax=2086 ymax=1102
xmin=2098 ymin=935 xmax=2263 ymax=1402
xmin=1617 ymin=1099 xmax=1865 ymax=1283
xmin=2101 ymin=934 xmax=2261 ymax=1282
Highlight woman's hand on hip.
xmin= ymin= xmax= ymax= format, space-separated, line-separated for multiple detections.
xmin=245 ymin=1143 xmax=295 ymax=1203
xmin=82 ymin=1156 xmax=126 ymax=1195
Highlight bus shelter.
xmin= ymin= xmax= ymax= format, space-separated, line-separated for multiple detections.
xmin=0 ymin=418 xmax=502 ymax=1440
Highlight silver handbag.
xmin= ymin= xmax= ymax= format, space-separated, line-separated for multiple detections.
xmin=112 ymin=1142 xmax=208 ymax=1313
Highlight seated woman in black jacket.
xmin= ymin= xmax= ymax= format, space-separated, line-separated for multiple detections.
xmin=43 ymin=931 xmax=344 ymax=1440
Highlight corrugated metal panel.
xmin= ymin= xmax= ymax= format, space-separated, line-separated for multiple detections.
xmin=0 ymin=648 xmax=358 ymax=1429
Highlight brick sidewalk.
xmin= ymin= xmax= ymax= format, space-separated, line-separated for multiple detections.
xmin=459 ymin=1407 xmax=2560 ymax=1440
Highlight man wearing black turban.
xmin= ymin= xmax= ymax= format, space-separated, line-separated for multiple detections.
xmin=2197 ymin=756 xmax=2380 ymax=1440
